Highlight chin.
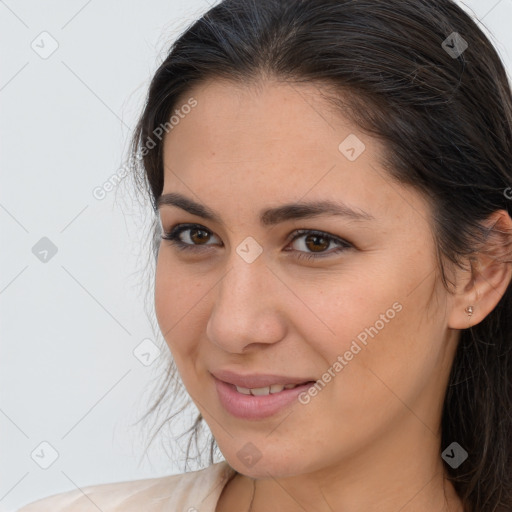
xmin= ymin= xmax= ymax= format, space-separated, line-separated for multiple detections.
xmin=222 ymin=445 xmax=313 ymax=479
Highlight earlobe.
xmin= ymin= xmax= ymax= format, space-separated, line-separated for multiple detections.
xmin=448 ymin=209 xmax=512 ymax=330
xmin=464 ymin=304 xmax=474 ymax=324
xmin=448 ymin=289 xmax=478 ymax=330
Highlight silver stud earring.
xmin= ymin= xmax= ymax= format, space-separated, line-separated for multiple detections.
xmin=465 ymin=305 xmax=474 ymax=317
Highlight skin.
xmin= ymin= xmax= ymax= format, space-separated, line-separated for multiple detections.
xmin=154 ymin=78 xmax=512 ymax=512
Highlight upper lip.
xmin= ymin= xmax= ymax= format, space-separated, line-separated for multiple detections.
xmin=210 ymin=369 xmax=315 ymax=389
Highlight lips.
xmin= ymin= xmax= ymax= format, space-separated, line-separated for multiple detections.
xmin=213 ymin=377 xmax=316 ymax=420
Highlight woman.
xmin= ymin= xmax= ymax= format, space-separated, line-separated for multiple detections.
xmin=18 ymin=0 xmax=512 ymax=511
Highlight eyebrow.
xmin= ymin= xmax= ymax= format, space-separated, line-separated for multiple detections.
xmin=156 ymin=192 xmax=375 ymax=226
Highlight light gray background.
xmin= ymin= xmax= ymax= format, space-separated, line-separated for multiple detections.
xmin=1 ymin=1 xmax=511 ymax=510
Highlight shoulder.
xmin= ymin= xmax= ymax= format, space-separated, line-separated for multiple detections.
xmin=17 ymin=461 xmax=236 ymax=512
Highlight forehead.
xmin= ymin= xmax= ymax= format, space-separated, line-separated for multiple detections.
xmin=165 ymin=78 xmax=356 ymax=158
xmin=161 ymin=79 xmax=430 ymax=227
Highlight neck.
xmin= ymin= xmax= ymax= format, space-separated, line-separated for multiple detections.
xmin=245 ymin=469 xmax=463 ymax=512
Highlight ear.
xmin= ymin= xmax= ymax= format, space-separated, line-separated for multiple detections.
xmin=448 ymin=209 xmax=512 ymax=329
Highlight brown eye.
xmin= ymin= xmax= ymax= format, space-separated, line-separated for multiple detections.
xmin=303 ymin=234 xmax=330 ymax=252
xmin=289 ymin=230 xmax=350 ymax=256
xmin=160 ymin=224 xmax=220 ymax=248
xmin=189 ymin=227 xmax=211 ymax=245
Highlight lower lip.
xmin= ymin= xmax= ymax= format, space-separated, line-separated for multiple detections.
xmin=214 ymin=377 xmax=315 ymax=420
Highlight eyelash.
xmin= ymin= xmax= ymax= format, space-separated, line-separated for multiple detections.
xmin=160 ymin=223 xmax=352 ymax=261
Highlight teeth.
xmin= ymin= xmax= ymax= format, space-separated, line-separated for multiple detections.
xmin=250 ymin=386 xmax=271 ymax=396
xmin=235 ymin=383 xmax=302 ymax=395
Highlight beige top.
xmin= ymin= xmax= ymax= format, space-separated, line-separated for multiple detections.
xmin=17 ymin=461 xmax=237 ymax=512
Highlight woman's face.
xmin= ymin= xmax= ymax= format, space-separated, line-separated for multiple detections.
xmin=154 ymin=79 xmax=461 ymax=479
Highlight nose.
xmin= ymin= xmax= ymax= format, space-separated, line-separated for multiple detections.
xmin=206 ymin=253 xmax=288 ymax=354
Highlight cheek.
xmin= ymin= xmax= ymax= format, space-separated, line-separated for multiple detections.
xmin=154 ymin=253 xmax=197 ymax=350
xmin=289 ymin=267 xmax=400 ymax=355
xmin=293 ymin=265 xmax=439 ymax=409
xmin=154 ymin=251 xmax=216 ymax=372
xmin=154 ymin=253 xmax=177 ymax=340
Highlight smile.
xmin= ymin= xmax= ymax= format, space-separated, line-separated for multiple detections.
xmin=235 ymin=383 xmax=306 ymax=395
